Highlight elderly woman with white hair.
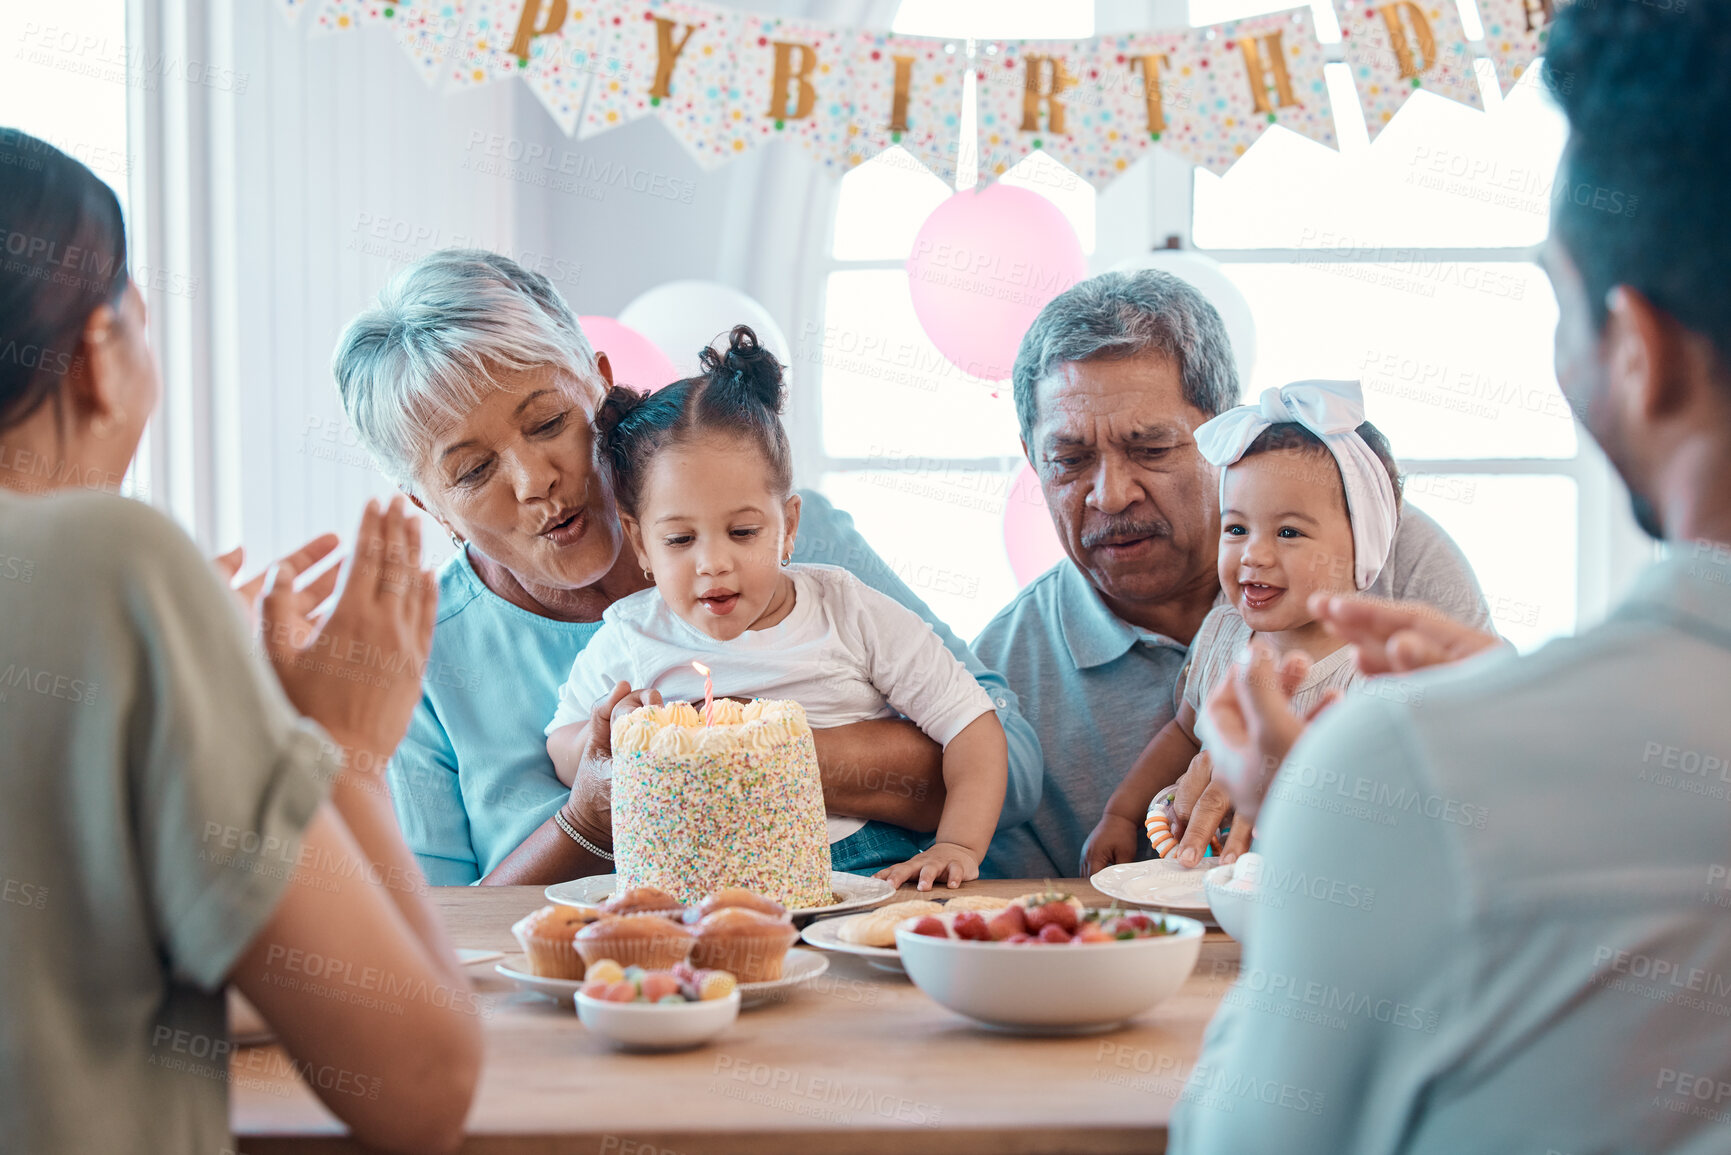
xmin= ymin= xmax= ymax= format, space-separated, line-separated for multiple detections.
xmin=333 ymin=249 xmax=1041 ymax=885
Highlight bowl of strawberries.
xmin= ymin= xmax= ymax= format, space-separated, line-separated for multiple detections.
xmin=892 ymin=889 xmax=1205 ymax=1034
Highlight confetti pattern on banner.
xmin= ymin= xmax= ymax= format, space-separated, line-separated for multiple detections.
xmin=1161 ymin=8 xmax=1337 ymax=176
xmin=579 ymin=0 xmax=718 ymax=141
xmin=972 ymin=34 xmax=1189 ymax=193
xmin=844 ymin=32 xmax=969 ymax=186
xmin=701 ymin=15 xmax=855 ymax=174
xmin=310 ymin=0 xmax=402 ymax=34
xmin=1341 ymin=0 xmax=1482 ymax=139
xmin=280 ymin=0 xmax=311 ymax=20
xmin=446 ymin=0 xmax=532 ymax=87
xmin=396 ymin=2 xmax=470 ymax=85
xmin=658 ymin=3 xmax=751 ymax=169
xmin=1477 ymin=0 xmax=1551 ymax=94
xmin=522 ymin=3 xmax=607 ymax=133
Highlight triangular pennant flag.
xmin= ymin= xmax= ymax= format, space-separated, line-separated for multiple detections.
xmin=972 ymin=34 xmax=1184 ymax=193
xmin=844 ymin=32 xmax=969 ymax=186
xmin=579 ymin=0 xmax=720 ymax=142
xmin=309 ymin=0 xmax=402 ymax=34
xmin=395 ymin=2 xmax=470 ymax=86
xmin=657 ymin=2 xmax=753 ymax=170
xmin=445 ymin=0 xmax=537 ymax=87
xmin=520 ymin=3 xmax=607 ymax=133
xmin=1161 ymin=8 xmax=1337 ymax=175
xmin=707 ymin=14 xmax=856 ymax=174
xmin=1341 ymin=0 xmax=1482 ymax=140
xmin=1476 ymin=0 xmax=1553 ymax=94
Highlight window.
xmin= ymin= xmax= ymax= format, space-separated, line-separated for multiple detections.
xmin=810 ymin=1 xmax=1100 ymax=641
xmin=1186 ymin=0 xmax=1650 ymax=650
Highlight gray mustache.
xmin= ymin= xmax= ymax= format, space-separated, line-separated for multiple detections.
xmin=1080 ymin=519 xmax=1172 ymax=549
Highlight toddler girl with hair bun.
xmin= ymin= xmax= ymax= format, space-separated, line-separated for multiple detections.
xmin=1082 ymin=379 xmax=1405 ymax=874
xmin=544 ymin=326 xmax=1008 ymax=890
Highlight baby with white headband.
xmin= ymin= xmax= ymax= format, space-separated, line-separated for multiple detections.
xmin=1080 ymin=380 xmax=1403 ymax=874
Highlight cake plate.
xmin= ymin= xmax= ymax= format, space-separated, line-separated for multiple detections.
xmin=545 ymin=871 xmax=897 ymax=921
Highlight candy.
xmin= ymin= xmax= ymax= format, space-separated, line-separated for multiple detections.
xmin=585 ymin=959 xmax=626 ymax=985
xmin=697 ymin=971 xmax=737 ymax=1001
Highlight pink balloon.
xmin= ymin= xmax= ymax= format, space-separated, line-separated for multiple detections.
xmin=1002 ymin=462 xmax=1066 ymax=586
xmin=906 ymin=184 xmax=1088 ymax=383
xmin=578 ymin=315 xmax=681 ymax=393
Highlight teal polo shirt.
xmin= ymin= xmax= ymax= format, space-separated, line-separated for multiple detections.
xmin=974 ymin=505 xmax=1492 ymax=879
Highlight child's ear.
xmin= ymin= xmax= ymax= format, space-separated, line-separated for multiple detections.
xmin=781 ymin=493 xmax=802 ymax=561
xmin=620 ymin=513 xmax=651 ymax=570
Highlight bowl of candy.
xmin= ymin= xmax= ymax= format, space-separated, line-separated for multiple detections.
xmin=893 ymin=888 xmax=1205 ymax=1034
xmin=575 ymin=959 xmax=741 ymax=1050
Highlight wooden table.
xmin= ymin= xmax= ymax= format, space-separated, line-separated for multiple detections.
xmin=232 ymin=880 xmax=1238 ymax=1154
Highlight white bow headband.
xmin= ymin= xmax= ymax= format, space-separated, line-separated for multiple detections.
xmin=1194 ymin=380 xmax=1398 ymax=591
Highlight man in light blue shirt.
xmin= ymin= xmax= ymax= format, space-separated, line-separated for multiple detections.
xmin=974 ymin=273 xmax=1490 ymax=880
xmin=1174 ymin=4 xmax=1731 ymax=1149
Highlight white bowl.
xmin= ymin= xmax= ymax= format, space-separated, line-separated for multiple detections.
xmin=575 ymin=989 xmax=740 ymax=1050
xmin=894 ymin=912 xmax=1204 ymax=1034
xmin=1203 ymin=859 xmax=1260 ymax=943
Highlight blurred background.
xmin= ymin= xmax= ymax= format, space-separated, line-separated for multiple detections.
xmin=0 ymin=0 xmax=1655 ymax=650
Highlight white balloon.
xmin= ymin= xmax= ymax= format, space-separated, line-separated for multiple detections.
xmin=616 ymin=280 xmax=792 ymax=382
xmin=1108 ymin=250 xmax=1258 ymax=389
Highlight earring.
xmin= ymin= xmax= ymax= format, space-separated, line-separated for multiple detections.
xmin=448 ymin=531 xmax=463 ymax=548
xmin=780 ymin=556 xmax=791 ymax=567
xmin=643 ymin=569 xmax=653 ymax=581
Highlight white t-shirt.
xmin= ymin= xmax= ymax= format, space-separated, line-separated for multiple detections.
xmin=547 ymin=563 xmax=995 ymax=842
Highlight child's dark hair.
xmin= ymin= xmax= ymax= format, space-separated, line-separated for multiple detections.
xmin=1239 ymin=421 xmax=1404 ymax=507
xmin=595 ymin=325 xmax=792 ymax=515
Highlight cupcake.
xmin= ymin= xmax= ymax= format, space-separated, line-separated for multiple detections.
xmin=512 ymin=905 xmax=600 ymax=980
xmin=599 ymin=885 xmax=686 ymax=920
xmin=682 ymin=887 xmax=787 ymax=925
xmin=576 ymin=914 xmax=696 ymax=971
xmin=690 ymin=908 xmax=798 ymax=982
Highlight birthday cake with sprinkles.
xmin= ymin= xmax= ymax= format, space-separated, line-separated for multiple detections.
xmin=610 ymin=698 xmax=833 ymax=909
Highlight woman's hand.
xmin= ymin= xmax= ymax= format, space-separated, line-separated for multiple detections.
xmin=875 ymin=841 xmax=981 ymax=892
xmin=1081 ymin=813 xmax=1144 ymax=878
xmin=560 ymin=681 xmax=663 ymax=846
xmin=261 ymin=497 xmax=436 ymax=763
xmin=214 ymin=534 xmax=341 ymax=632
xmin=1310 ymin=592 xmax=1503 ymax=675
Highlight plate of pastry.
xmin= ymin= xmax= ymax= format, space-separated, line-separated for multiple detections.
xmin=1090 ymin=859 xmax=1220 ymax=914
xmin=800 ymin=896 xmax=1016 ymax=973
xmin=545 ymin=872 xmax=896 ymax=920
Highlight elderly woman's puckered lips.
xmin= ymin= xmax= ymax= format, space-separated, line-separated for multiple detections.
xmin=537 ymin=505 xmax=588 ymax=548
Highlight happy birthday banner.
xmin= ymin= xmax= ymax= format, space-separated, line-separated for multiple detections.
xmin=279 ymin=0 xmax=1554 ymax=185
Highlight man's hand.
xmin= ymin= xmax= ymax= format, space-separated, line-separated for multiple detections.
xmin=560 ymin=681 xmax=663 ymax=846
xmin=1310 ymin=592 xmax=1503 ymax=675
xmin=1204 ymin=643 xmax=1335 ymax=824
xmin=1169 ymin=752 xmax=1253 ymax=868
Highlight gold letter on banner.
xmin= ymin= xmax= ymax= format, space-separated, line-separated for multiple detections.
xmin=1376 ymin=2 xmax=1437 ymax=78
xmin=1523 ymin=0 xmax=1556 ymax=32
xmin=888 ymin=54 xmax=915 ymax=133
xmin=649 ymin=16 xmax=698 ymax=100
xmin=1239 ymin=31 xmax=1299 ymax=114
xmin=1129 ymin=53 xmax=1171 ymax=134
xmin=768 ymin=41 xmax=819 ymax=119
xmin=1019 ymin=55 xmax=1073 ymax=133
xmin=510 ymin=0 xmax=567 ymax=63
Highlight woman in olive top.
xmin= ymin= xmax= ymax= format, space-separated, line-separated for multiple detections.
xmin=0 ymin=133 xmax=479 ymax=1153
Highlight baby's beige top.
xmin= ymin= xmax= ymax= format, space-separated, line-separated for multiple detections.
xmin=0 ymin=488 xmax=341 ymax=1155
xmin=1181 ymin=603 xmax=1364 ymax=743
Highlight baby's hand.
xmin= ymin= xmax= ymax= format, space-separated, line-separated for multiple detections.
xmin=1081 ymin=814 xmax=1142 ymax=878
xmin=874 ymin=842 xmax=981 ymax=892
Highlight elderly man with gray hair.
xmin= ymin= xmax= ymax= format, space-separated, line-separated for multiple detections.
xmin=975 ymin=269 xmax=1492 ymax=880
